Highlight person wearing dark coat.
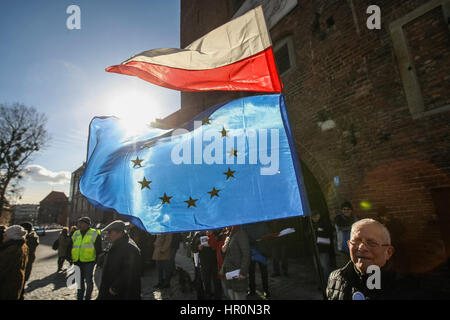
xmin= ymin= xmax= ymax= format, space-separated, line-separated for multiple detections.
xmin=311 ymin=212 xmax=335 ymax=282
xmin=97 ymin=220 xmax=142 ymax=300
xmin=334 ymin=201 xmax=358 ymax=255
xmin=192 ymin=230 xmax=222 ymax=299
xmin=220 ymin=226 xmax=251 ymax=300
xmin=0 ymin=225 xmax=6 ymax=243
xmin=152 ymin=233 xmax=173 ymax=289
xmin=326 ymin=218 xmax=420 ymax=300
xmin=55 ymin=227 xmax=72 ymax=272
xmin=19 ymin=222 xmax=39 ymax=300
xmin=0 ymin=225 xmax=29 ymax=300
xmin=243 ymin=222 xmax=270 ymax=298
xmin=268 ymin=219 xmax=292 ymax=277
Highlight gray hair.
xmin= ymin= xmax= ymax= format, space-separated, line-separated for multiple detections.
xmin=351 ymin=218 xmax=391 ymax=245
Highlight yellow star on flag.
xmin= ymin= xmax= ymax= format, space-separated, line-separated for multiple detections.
xmin=224 ymin=168 xmax=236 ymax=180
xmin=131 ymin=157 xmax=144 ymax=168
xmin=208 ymin=187 xmax=220 ymax=198
xmin=159 ymin=193 xmax=173 ymax=204
xmin=185 ymin=197 xmax=198 ymax=208
xmin=138 ymin=177 xmax=152 ymax=190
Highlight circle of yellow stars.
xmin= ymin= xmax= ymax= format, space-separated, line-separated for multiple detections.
xmin=133 ymin=115 xmax=238 ymax=208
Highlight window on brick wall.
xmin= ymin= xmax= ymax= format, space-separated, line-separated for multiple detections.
xmin=390 ymin=0 xmax=450 ymax=118
xmin=274 ymin=36 xmax=296 ymax=76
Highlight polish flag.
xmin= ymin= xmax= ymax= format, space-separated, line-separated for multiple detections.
xmin=106 ymin=6 xmax=282 ymax=92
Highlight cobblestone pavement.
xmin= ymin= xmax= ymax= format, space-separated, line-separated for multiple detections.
xmin=24 ymin=231 xmax=322 ymax=300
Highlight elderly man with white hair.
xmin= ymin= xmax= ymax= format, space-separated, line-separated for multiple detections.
xmin=327 ymin=218 xmax=416 ymax=300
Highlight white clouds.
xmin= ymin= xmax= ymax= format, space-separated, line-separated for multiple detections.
xmin=23 ymin=165 xmax=71 ymax=185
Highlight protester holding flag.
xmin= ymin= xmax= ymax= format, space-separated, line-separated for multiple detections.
xmin=220 ymin=226 xmax=250 ymax=300
xmin=81 ymin=7 xmax=310 ymax=291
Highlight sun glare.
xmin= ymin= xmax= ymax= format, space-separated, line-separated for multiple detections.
xmin=105 ymin=88 xmax=159 ymax=136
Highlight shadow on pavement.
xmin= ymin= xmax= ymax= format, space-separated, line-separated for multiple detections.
xmin=41 ymin=253 xmax=58 ymax=261
xmin=25 ymin=271 xmax=67 ymax=293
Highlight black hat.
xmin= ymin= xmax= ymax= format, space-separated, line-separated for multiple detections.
xmin=78 ymin=217 xmax=91 ymax=225
xmin=341 ymin=201 xmax=353 ymax=210
xmin=20 ymin=222 xmax=33 ymax=233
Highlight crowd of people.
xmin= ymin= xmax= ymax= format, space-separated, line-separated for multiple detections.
xmin=0 ymin=200 xmax=428 ymax=300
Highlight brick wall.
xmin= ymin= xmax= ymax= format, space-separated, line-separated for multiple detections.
xmin=178 ymin=0 xmax=450 ymax=282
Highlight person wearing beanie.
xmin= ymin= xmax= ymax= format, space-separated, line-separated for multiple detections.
xmin=4 ymin=225 xmax=27 ymax=241
xmin=0 ymin=225 xmax=29 ymax=299
xmin=19 ymin=222 xmax=40 ymax=299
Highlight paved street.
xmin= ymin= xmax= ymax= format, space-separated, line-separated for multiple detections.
xmin=23 ymin=230 xmax=322 ymax=300
xmin=23 ymin=229 xmax=95 ymax=300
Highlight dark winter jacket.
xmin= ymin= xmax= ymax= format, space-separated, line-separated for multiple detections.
xmin=24 ymin=231 xmax=39 ymax=282
xmin=192 ymin=232 xmax=217 ymax=267
xmin=57 ymin=232 xmax=72 ymax=258
xmin=0 ymin=239 xmax=29 ymax=300
xmin=220 ymin=227 xmax=251 ymax=292
xmin=268 ymin=218 xmax=294 ymax=247
xmin=312 ymin=219 xmax=334 ymax=254
xmin=243 ymin=222 xmax=270 ymax=258
xmin=327 ymin=261 xmax=421 ymax=300
xmin=334 ymin=213 xmax=357 ymax=253
xmin=208 ymin=231 xmax=227 ymax=277
xmin=97 ymin=233 xmax=142 ymax=300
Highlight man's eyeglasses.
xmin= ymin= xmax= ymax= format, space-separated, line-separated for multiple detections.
xmin=348 ymin=239 xmax=391 ymax=248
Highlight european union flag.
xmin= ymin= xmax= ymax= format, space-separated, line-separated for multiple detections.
xmin=80 ymin=94 xmax=310 ymax=233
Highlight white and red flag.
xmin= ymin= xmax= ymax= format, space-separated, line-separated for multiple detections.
xmin=106 ymin=6 xmax=282 ymax=92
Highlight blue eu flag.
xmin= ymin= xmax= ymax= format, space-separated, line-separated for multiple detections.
xmin=80 ymin=94 xmax=310 ymax=233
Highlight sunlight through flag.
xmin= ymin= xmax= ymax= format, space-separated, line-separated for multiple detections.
xmin=80 ymin=94 xmax=309 ymax=233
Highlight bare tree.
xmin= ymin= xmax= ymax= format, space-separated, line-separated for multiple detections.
xmin=0 ymin=103 xmax=49 ymax=216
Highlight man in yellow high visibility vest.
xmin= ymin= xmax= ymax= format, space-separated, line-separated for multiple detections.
xmin=70 ymin=216 xmax=102 ymax=300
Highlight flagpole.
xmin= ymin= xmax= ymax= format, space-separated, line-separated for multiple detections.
xmin=306 ymin=215 xmax=327 ymax=300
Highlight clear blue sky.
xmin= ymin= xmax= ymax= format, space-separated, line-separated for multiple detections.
xmin=0 ymin=0 xmax=181 ymax=204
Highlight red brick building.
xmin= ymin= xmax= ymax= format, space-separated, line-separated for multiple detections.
xmin=38 ymin=191 xmax=69 ymax=226
xmin=167 ymin=0 xmax=450 ymax=288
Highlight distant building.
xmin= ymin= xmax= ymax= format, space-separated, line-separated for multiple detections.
xmin=69 ymin=163 xmax=117 ymax=227
xmin=13 ymin=204 xmax=39 ymax=225
xmin=38 ymin=191 xmax=68 ymax=226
